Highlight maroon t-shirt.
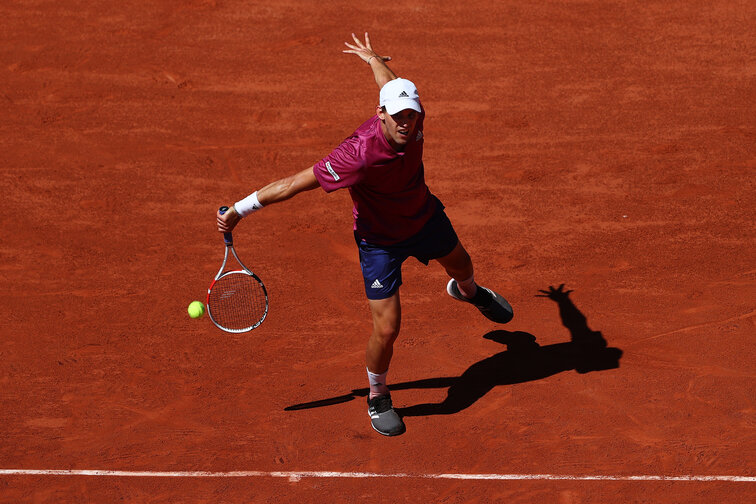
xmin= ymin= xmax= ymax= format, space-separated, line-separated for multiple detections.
xmin=313 ymin=110 xmax=438 ymax=245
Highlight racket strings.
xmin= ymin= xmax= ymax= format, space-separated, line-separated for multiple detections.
xmin=208 ymin=272 xmax=267 ymax=331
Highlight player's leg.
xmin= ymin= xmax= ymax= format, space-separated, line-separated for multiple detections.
xmin=354 ymin=236 xmax=407 ymax=436
xmin=364 ymin=291 xmax=405 ymax=436
xmin=435 ymin=241 xmax=476 ymax=296
xmin=366 ymin=290 xmax=401 ymax=379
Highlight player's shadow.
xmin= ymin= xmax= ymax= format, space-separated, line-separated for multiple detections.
xmin=284 ymin=285 xmax=623 ymax=416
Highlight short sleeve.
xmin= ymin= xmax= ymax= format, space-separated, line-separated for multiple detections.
xmin=313 ymin=136 xmax=366 ymax=193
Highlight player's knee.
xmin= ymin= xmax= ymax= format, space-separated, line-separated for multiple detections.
xmin=372 ymin=323 xmax=400 ymax=345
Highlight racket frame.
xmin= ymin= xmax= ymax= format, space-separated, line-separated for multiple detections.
xmin=206 ymin=208 xmax=269 ymax=333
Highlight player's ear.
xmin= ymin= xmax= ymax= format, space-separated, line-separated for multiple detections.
xmin=376 ymin=105 xmax=385 ymax=120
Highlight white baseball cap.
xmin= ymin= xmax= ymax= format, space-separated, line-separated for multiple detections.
xmin=379 ymin=78 xmax=422 ymax=115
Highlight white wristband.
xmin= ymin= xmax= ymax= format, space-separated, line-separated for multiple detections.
xmin=234 ymin=191 xmax=264 ymax=218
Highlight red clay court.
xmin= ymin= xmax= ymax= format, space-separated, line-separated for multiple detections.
xmin=1 ymin=1 xmax=754 ymax=502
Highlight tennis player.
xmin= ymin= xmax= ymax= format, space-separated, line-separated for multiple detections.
xmin=217 ymin=33 xmax=513 ymax=436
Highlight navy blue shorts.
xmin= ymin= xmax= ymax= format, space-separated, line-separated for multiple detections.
xmin=355 ymin=203 xmax=459 ymax=300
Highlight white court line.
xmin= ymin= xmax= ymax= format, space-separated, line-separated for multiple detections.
xmin=0 ymin=470 xmax=753 ymax=482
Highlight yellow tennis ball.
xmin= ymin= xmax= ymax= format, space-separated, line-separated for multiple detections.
xmin=188 ymin=301 xmax=205 ymax=319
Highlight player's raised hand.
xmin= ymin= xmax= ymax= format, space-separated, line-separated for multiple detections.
xmin=343 ymin=32 xmax=391 ymax=64
xmin=216 ymin=206 xmax=240 ymax=233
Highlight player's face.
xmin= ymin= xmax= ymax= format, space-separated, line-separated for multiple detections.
xmin=377 ymin=107 xmax=419 ymax=151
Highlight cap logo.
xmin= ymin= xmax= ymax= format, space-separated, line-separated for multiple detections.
xmin=398 ymin=91 xmax=409 ymax=98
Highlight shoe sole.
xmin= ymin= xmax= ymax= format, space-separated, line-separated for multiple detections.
xmin=370 ymin=421 xmax=406 ymax=436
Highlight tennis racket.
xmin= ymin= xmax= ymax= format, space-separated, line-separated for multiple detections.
xmin=206 ymin=206 xmax=269 ymax=333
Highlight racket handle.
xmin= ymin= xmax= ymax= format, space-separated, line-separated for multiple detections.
xmin=218 ymin=206 xmax=233 ymax=246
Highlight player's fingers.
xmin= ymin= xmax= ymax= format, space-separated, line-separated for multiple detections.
xmin=351 ymin=32 xmax=364 ymax=48
xmin=364 ymin=32 xmax=372 ymax=49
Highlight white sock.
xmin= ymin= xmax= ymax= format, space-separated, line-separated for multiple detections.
xmin=367 ymin=368 xmax=389 ymax=399
xmin=456 ymin=274 xmax=478 ymax=299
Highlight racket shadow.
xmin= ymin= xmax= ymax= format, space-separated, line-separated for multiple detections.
xmin=284 ymin=285 xmax=623 ymax=417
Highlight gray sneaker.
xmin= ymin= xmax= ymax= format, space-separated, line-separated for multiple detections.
xmin=447 ymin=279 xmax=514 ymax=324
xmin=367 ymin=394 xmax=405 ymax=436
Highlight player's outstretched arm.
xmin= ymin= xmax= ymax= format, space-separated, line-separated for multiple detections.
xmin=343 ymin=32 xmax=397 ymax=89
xmin=256 ymin=166 xmax=319 ymax=205
xmin=217 ymin=167 xmax=319 ymax=233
